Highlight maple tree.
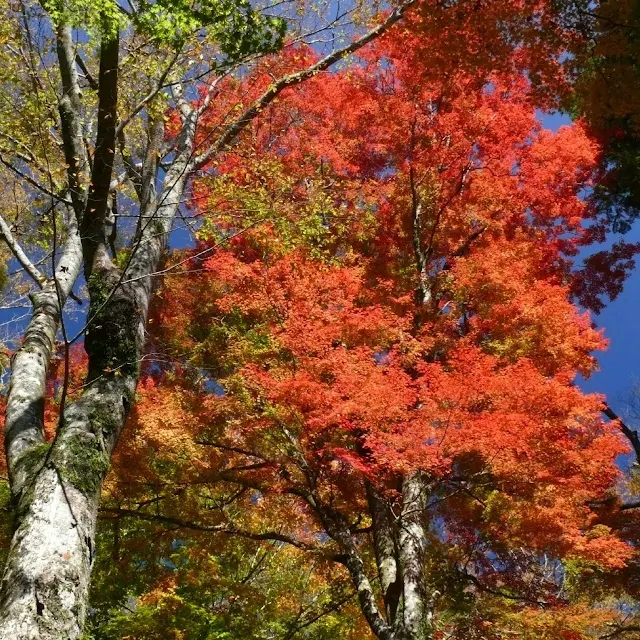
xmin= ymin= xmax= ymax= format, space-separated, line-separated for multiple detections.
xmin=0 ymin=0 xmax=638 ymax=638
xmin=76 ymin=29 xmax=640 ymax=639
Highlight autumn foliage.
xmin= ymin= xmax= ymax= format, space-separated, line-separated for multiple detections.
xmin=81 ymin=17 xmax=640 ymax=640
xmin=2 ymin=0 xmax=640 ymax=638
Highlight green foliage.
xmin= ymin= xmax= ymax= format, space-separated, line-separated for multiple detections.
xmin=86 ymin=528 xmax=358 ymax=640
xmin=134 ymin=0 xmax=286 ymax=59
xmin=197 ymin=158 xmax=364 ymax=262
xmin=563 ymin=558 xmax=609 ymax=602
xmin=42 ymin=0 xmax=286 ymax=61
xmin=0 ymin=481 xmax=13 ymax=568
xmin=42 ymin=0 xmax=124 ymax=38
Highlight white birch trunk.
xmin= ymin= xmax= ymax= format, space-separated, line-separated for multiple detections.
xmin=0 ymin=152 xmax=190 ymax=639
xmin=398 ymin=472 xmax=429 ymax=639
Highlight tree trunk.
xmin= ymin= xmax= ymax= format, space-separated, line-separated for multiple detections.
xmin=0 ymin=297 xmax=138 ymax=639
xmin=0 ymin=467 xmax=97 ymax=639
xmin=4 ymin=230 xmax=83 ymax=499
xmin=367 ymin=484 xmax=401 ymax=623
xmin=398 ymin=472 xmax=429 ymax=639
xmin=0 ymin=159 xmax=188 ymax=640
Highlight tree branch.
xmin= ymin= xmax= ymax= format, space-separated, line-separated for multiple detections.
xmin=461 ymin=570 xmax=549 ymax=607
xmin=115 ymin=50 xmax=181 ymax=138
xmin=193 ymin=0 xmax=416 ymax=169
xmin=281 ymin=589 xmax=357 ymax=640
xmin=0 ymin=214 xmax=47 ymax=286
xmin=99 ymin=507 xmax=321 ymax=551
xmin=451 ymin=225 xmax=487 ymax=258
xmin=603 ymin=404 xmax=640 ymax=464
xmin=75 ymin=53 xmax=98 ymax=91
xmin=0 ymin=156 xmax=72 ymax=206
xmin=56 ymin=24 xmax=89 ymax=216
xmin=312 ymin=498 xmax=395 ymax=640
xmin=600 ymin=623 xmax=640 ymax=639
xmin=4 ymin=208 xmax=83 ymax=497
xmin=195 ymin=439 xmax=268 ymax=460
xmin=81 ymin=31 xmax=119 ymax=273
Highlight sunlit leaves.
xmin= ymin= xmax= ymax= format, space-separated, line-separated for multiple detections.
xmin=133 ymin=0 xmax=286 ymax=58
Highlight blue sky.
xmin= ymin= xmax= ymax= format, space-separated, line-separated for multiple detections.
xmin=540 ymin=111 xmax=640 ymax=417
xmin=578 ymin=234 xmax=640 ymax=413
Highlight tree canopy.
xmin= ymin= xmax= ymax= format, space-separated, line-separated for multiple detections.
xmin=2 ymin=0 xmax=640 ymax=639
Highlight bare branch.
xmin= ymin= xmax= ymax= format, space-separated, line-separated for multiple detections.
xmin=601 ymin=624 xmax=640 ymax=639
xmin=195 ymin=440 xmax=267 ymax=460
xmin=56 ymin=24 xmax=89 ymax=216
xmin=451 ymin=225 xmax=487 ymax=258
xmin=99 ymin=507 xmax=322 ymax=551
xmin=0 ymin=156 xmax=72 ymax=206
xmin=603 ymin=404 xmax=640 ymax=464
xmin=460 ymin=570 xmax=549 ymax=607
xmin=75 ymin=53 xmax=98 ymax=90
xmin=0 ymin=214 xmax=47 ymax=287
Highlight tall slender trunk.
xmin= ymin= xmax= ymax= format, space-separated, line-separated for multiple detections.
xmin=317 ymin=506 xmax=396 ymax=640
xmin=398 ymin=472 xmax=429 ymax=639
xmin=0 ymin=152 xmax=190 ymax=639
xmin=0 ymin=229 xmax=84 ymax=638
xmin=367 ymin=484 xmax=401 ymax=623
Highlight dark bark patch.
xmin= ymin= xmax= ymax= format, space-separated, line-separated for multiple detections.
xmin=86 ymin=275 xmax=140 ymax=379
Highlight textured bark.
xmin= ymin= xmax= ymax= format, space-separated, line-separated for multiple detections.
xmin=343 ymin=546 xmax=396 ymax=640
xmin=0 ymin=467 xmax=96 ymax=640
xmin=0 ymin=215 xmax=47 ymax=287
xmin=4 ymin=227 xmax=83 ymax=498
xmin=318 ymin=476 xmax=433 ymax=640
xmin=398 ymin=473 xmax=429 ymax=640
xmin=0 ymin=366 xmax=136 ymax=638
xmin=56 ymin=25 xmax=89 ymax=216
xmin=81 ymin=31 xmax=119 ymax=273
xmin=367 ymin=484 xmax=401 ymax=624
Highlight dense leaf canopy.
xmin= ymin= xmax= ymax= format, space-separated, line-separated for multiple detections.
xmin=2 ymin=0 xmax=640 ymax=638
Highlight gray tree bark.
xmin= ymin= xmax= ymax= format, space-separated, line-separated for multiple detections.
xmin=398 ymin=473 xmax=429 ymax=639
xmin=367 ymin=484 xmax=402 ymax=623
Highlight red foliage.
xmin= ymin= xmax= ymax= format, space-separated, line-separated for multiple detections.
xmin=145 ymin=19 xmax=635 ymax=574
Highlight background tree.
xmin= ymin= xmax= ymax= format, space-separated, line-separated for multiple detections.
xmin=558 ymin=0 xmax=640 ymax=307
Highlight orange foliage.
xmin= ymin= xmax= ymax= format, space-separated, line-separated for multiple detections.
xmin=105 ymin=8 xmax=637 ymax=636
